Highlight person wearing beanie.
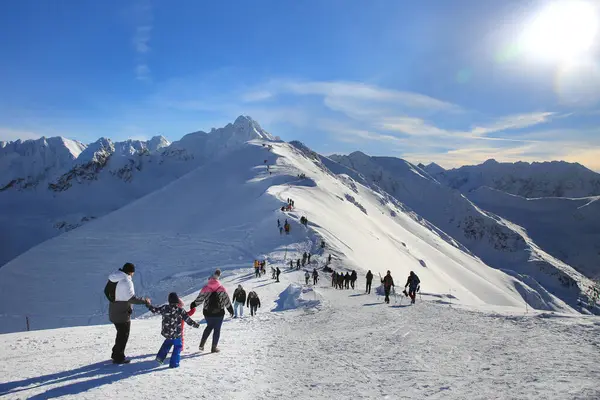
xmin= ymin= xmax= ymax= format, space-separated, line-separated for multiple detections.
xmin=147 ymin=292 xmax=200 ymax=368
xmin=190 ymin=269 xmax=234 ymax=353
xmin=104 ymin=262 xmax=150 ymax=364
xmin=232 ymin=284 xmax=246 ymax=318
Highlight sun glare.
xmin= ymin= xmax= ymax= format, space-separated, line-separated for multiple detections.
xmin=521 ymin=0 xmax=598 ymax=62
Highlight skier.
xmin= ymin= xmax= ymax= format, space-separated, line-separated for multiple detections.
xmin=404 ymin=271 xmax=421 ymax=304
xmin=190 ymin=269 xmax=234 ymax=353
xmin=232 ymin=285 xmax=247 ymax=318
xmin=350 ymin=270 xmax=357 ymax=290
xmin=246 ymin=291 xmax=261 ymax=317
xmin=305 ymin=271 xmax=310 ymax=285
xmin=381 ymin=270 xmax=395 ymax=304
xmin=308 ymin=253 xmax=312 ymax=264
xmin=147 ymin=292 xmax=200 ymax=368
xmin=104 ymin=262 xmax=150 ymax=364
xmin=365 ymin=270 xmax=373 ymax=294
xmin=276 ymin=267 xmax=281 ymax=282
xmin=313 ymin=268 xmax=319 ymax=285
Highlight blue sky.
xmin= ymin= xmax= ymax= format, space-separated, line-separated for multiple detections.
xmin=1 ymin=0 xmax=600 ymax=170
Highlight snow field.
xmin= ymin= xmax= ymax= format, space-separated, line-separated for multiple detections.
xmin=1 ymin=266 xmax=599 ymax=400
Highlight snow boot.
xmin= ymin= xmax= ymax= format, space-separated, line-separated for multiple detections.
xmin=211 ymin=347 xmax=220 ymax=353
xmin=113 ymin=358 xmax=131 ymax=365
xmin=156 ymin=357 xmax=164 ymax=365
xmin=199 ymin=340 xmax=206 ymax=352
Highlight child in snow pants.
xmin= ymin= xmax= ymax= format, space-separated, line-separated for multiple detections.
xmin=157 ymin=338 xmax=183 ymax=368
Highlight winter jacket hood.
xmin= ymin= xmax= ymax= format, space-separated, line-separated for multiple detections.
xmin=190 ymin=277 xmax=234 ymax=318
xmin=107 ymin=270 xmax=146 ymax=324
xmin=108 ymin=271 xmax=136 ymax=302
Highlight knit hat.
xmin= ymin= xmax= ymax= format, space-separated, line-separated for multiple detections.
xmin=168 ymin=292 xmax=180 ymax=305
xmin=121 ymin=263 xmax=135 ymax=274
xmin=214 ymin=268 xmax=222 ymax=278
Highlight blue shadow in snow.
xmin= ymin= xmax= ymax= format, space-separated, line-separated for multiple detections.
xmin=362 ymin=303 xmax=383 ymax=307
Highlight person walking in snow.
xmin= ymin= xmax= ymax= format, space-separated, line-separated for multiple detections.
xmin=328 ymin=254 xmax=332 ymax=264
xmin=271 ymin=267 xmax=276 ymax=279
xmin=147 ymin=292 xmax=200 ymax=368
xmin=305 ymin=271 xmax=310 ymax=285
xmin=232 ymin=285 xmax=247 ymax=318
xmin=381 ymin=271 xmax=395 ymax=304
xmin=365 ymin=270 xmax=373 ymax=294
xmin=331 ymin=271 xmax=337 ymax=288
xmin=350 ymin=270 xmax=357 ymax=290
xmin=404 ymin=271 xmax=421 ymax=304
xmin=312 ymin=268 xmax=319 ymax=285
xmin=280 ymin=226 xmax=284 ymax=235
xmin=177 ymin=299 xmax=195 ymax=352
xmin=289 ymin=260 xmax=294 ymax=269
xmin=344 ymin=272 xmax=351 ymax=289
xmin=308 ymin=253 xmax=312 ymax=264
xmin=297 ymin=259 xmax=301 ymax=269
xmin=246 ymin=291 xmax=261 ymax=317
xmin=190 ymin=269 xmax=234 ymax=353
xmin=254 ymin=263 xmax=261 ymax=278
xmin=104 ymin=262 xmax=150 ymax=364
xmin=276 ymin=267 xmax=281 ymax=282
xmin=277 ymin=219 xmax=280 ymax=228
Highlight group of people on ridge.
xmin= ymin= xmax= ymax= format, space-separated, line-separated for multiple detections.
xmin=304 ymin=268 xmax=319 ymax=285
xmin=105 ymin=264 xmax=237 ymax=368
xmin=331 ymin=270 xmax=357 ymax=290
xmin=380 ymin=270 xmax=421 ymax=304
xmin=231 ymin=285 xmax=262 ymax=318
xmin=253 ymin=259 xmax=267 ymax=277
xmin=278 ymin=218 xmax=291 ymax=235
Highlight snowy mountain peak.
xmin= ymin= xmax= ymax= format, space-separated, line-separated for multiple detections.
xmin=422 ymin=162 xmax=445 ymax=175
xmin=147 ymin=135 xmax=170 ymax=152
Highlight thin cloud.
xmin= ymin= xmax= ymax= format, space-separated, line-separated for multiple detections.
xmin=132 ymin=0 xmax=153 ymax=82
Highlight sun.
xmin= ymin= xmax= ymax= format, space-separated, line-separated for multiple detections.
xmin=521 ymin=0 xmax=598 ymax=62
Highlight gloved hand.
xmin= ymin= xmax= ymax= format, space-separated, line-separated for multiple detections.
xmin=190 ymin=301 xmax=197 ymax=309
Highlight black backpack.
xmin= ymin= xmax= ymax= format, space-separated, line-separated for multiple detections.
xmin=104 ymin=280 xmax=117 ymax=302
xmin=205 ymin=292 xmax=221 ymax=314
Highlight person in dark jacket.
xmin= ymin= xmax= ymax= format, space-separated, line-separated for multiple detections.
xmin=276 ymin=267 xmax=281 ymax=282
xmin=232 ymin=285 xmax=247 ymax=318
xmin=365 ymin=270 xmax=374 ymax=294
xmin=331 ymin=271 xmax=336 ymax=287
xmin=405 ymin=271 xmax=421 ymax=304
xmin=305 ymin=270 xmax=310 ymax=285
xmin=344 ymin=272 xmax=351 ymax=289
xmin=337 ymin=273 xmax=345 ymax=290
xmin=312 ymin=268 xmax=319 ymax=285
xmin=307 ymin=253 xmax=312 ymax=264
xmin=297 ymin=259 xmax=301 ymax=269
xmin=190 ymin=269 xmax=234 ymax=353
xmin=381 ymin=270 xmax=394 ymax=304
xmin=350 ymin=270 xmax=357 ymax=289
xmin=246 ymin=291 xmax=261 ymax=316
xmin=104 ymin=263 xmax=150 ymax=364
xmin=147 ymin=292 xmax=200 ymax=368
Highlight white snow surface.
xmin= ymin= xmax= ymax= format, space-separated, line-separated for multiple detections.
xmin=1 ymin=266 xmax=599 ymax=399
xmin=1 ymin=140 xmax=600 ymax=399
xmin=0 ymin=140 xmax=583 ymax=334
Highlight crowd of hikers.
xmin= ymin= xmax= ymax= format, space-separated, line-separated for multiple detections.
xmin=102 ymin=190 xmax=423 ymax=369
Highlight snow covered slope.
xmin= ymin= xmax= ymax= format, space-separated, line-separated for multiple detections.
xmin=0 ymin=140 xmax=591 ymax=334
xmin=328 ymin=152 xmax=595 ymax=310
xmin=1 ymin=267 xmax=599 ymax=399
xmin=432 ymin=159 xmax=600 ymax=198
xmin=0 ymin=116 xmax=273 ymax=267
xmin=469 ymin=187 xmax=600 ymax=279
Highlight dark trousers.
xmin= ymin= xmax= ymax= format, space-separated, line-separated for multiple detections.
xmin=366 ymin=281 xmax=372 ymax=294
xmin=276 ymin=273 xmax=280 ymax=282
xmin=201 ymin=316 xmax=224 ymax=349
xmin=384 ymin=287 xmax=391 ymax=304
xmin=157 ymin=338 xmax=182 ymax=368
xmin=255 ymin=269 xmax=260 ymax=278
xmin=409 ymin=286 xmax=417 ymax=303
xmin=350 ymin=280 xmax=355 ymax=289
xmin=250 ymin=304 xmax=258 ymax=316
xmin=313 ymin=277 xmax=318 ymax=285
xmin=111 ymin=322 xmax=131 ymax=361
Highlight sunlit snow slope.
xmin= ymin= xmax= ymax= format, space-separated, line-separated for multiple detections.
xmin=0 ymin=141 xmax=576 ymax=333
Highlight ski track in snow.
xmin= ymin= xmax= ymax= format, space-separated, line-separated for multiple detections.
xmin=1 ymin=267 xmax=599 ymax=399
